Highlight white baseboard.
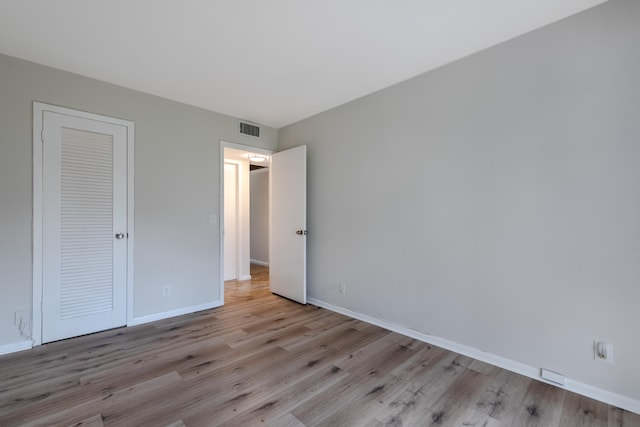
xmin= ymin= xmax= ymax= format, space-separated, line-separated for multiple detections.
xmin=239 ymin=274 xmax=252 ymax=281
xmin=307 ymin=297 xmax=640 ymax=415
xmin=0 ymin=340 xmax=33 ymax=356
xmin=128 ymin=300 xmax=223 ymax=327
xmin=565 ymin=379 xmax=640 ymax=416
xmin=250 ymin=259 xmax=269 ymax=267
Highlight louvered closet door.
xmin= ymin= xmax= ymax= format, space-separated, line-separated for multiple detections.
xmin=42 ymin=111 xmax=127 ymax=343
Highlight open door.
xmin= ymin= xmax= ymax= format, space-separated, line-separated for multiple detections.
xmin=270 ymin=145 xmax=307 ymax=304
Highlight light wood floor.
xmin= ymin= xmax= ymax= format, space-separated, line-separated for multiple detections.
xmin=1 ymin=265 xmax=638 ymax=426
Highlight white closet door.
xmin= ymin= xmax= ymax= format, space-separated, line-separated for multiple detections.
xmin=42 ymin=111 xmax=128 ymax=343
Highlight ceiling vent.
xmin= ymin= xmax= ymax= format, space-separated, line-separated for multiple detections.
xmin=239 ymin=121 xmax=260 ymax=138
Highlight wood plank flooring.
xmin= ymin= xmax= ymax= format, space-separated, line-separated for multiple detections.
xmin=1 ymin=264 xmax=638 ymax=426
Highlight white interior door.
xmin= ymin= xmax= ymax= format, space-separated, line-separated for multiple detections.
xmin=224 ymin=163 xmax=238 ymax=281
xmin=41 ymin=111 xmax=128 ymax=343
xmin=270 ymin=145 xmax=307 ymax=304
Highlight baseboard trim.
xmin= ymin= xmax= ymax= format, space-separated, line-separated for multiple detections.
xmin=0 ymin=340 xmax=33 ymax=356
xmin=565 ymin=379 xmax=640 ymax=415
xmin=307 ymin=297 xmax=640 ymax=415
xmin=128 ymin=300 xmax=223 ymax=327
xmin=239 ymin=274 xmax=252 ymax=281
xmin=250 ymin=259 xmax=269 ymax=267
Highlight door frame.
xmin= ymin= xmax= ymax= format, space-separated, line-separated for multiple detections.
xmin=32 ymin=102 xmax=135 ymax=346
xmin=219 ymin=140 xmax=273 ymax=304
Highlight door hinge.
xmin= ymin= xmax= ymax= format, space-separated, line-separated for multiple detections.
xmin=40 ymin=300 xmax=43 ymax=313
xmin=41 ymin=128 xmax=44 ymax=143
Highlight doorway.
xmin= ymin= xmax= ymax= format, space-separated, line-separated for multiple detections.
xmin=221 ymin=143 xmax=272 ymax=298
xmin=220 ymin=142 xmax=307 ymax=305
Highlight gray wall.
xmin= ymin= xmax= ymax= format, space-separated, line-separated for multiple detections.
xmin=279 ymin=0 xmax=640 ymax=402
xmin=250 ymin=169 xmax=270 ymax=264
xmin=0 ymin=53 xmax=277 ymax=346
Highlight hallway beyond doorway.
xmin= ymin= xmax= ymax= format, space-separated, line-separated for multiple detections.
xmin=225 ymin=264 xmax=270 ymax=303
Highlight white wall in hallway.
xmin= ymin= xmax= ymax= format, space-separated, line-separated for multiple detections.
xmin=250 ymin=169 xmax=270 ymax=265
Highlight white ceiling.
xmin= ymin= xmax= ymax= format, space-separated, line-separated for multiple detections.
xmin=0 ymin=0 xmax=607 ymax=128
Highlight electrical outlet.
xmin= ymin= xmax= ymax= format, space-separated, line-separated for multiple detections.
xmin=594 ymin=340 xmax=614 ymax=364
xmin=163 ymin=286 xmax=171 ymax=297
xmin=338 ymin=282 xmax=346 ymax=294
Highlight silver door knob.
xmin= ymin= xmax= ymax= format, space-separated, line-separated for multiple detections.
xmin=115 ymin=233 xmax=125 ymax=239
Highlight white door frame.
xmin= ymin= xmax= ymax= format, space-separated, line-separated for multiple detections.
xmin=32 ymin=102 xmax=135 ymax=346
xmin=219 ymin=140 xmax=273 ymax=304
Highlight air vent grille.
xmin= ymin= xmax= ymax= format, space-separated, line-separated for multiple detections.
xmin=239 ymin=121 xmax=260 ymax=138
